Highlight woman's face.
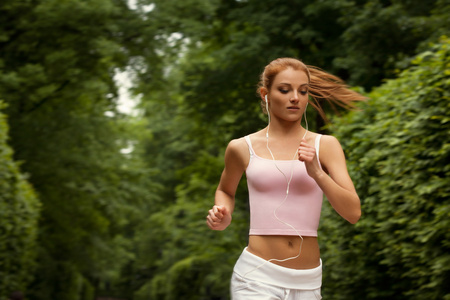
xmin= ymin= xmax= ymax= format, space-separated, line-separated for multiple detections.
xmin=266 ymin=67 xmax=309 ymax=123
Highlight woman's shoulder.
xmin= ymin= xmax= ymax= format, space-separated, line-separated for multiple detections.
xmin=317 ymin=134 xmax=342 ymax=149
xmin=227 ymin=137 xmax=247 ymax=150
xmin=224 ymin=136 xmax=253 ymax=170
xmin=226 ymin=136 xmax=250 ymax=157
xmin=316 ymin=134 xmax=345 ymax=166
xmin=304 ymin=131 xmax=339 ymax=147
xmin=227 ymin=130 xmax=266 ymax=155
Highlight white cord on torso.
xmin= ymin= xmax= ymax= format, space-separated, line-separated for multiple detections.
xmin=243 ymin=103 xmax=309 ymax=277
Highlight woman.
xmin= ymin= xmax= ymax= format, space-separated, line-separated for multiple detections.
xmin=206 ymin=58 xmax=364 ymax=299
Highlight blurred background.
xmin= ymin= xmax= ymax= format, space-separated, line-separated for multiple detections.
xmin=0 ymin=0 xmax=449 ymax=299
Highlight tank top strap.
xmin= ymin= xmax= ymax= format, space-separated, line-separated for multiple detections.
xmin=244 ymin=135 xmax=255 ymax=157
xmin=315 ymin=134 xmax=322 ymax=168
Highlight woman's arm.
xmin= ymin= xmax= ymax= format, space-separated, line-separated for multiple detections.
xmin=298 ymin=135 xmax=361 ymax=224
xmin=206 ymin=138 xmax=248 ymax=230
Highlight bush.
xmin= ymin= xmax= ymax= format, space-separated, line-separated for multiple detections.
xmin=320 ymin=37 xmax=450 ymax=299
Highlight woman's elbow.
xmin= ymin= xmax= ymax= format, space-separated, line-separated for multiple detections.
xmin=347 ymin=208 xmax=361 ymax=224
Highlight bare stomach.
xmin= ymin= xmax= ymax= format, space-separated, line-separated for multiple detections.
xmin=247 ymin=235 xmax=320 ymax=270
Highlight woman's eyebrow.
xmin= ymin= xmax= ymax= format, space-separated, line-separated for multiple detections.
xmin=278 ymin=83 xmax=309 ymax=87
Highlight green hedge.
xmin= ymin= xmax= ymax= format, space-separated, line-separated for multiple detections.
xmin=0 ymin=101 xmax=40 ymax=298
xmin=320 ymin=37 xmax=450 ymax=299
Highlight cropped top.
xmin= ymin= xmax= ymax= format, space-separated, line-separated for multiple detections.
xmin=244 ymin=135 xmax=323 ymax=237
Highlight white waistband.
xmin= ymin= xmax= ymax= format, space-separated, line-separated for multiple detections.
xmin=233 ymin=247 xmax=322 ymax=290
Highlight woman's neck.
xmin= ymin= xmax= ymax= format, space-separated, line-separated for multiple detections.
xmin=266 ymin=120 xmax=307 ymax=140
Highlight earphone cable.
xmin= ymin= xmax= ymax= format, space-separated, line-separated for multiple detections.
xmin=243 ymin=103 xmax=309 ymax=278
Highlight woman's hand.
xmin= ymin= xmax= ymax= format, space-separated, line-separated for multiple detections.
xmin=206 ymin=205 xmax=232 ymax=231
xmin=298 ymin=138 xmax=323 ymax=179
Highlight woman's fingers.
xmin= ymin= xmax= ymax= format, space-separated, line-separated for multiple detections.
xmin=298 ymin=140 xmax=316 ymax=162
xmin=213 ymin=205 xmax=224 ymax=219
xmin=206 ymin=205 xmax=226 ymax=229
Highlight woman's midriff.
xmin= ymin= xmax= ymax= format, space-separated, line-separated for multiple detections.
xmin=247 ymin=235 xmax=320 ymax=270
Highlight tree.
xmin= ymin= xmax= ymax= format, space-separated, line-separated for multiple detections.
xmin=336 ymin=0 xmax=450 ymax=88
xmin=0 ymin=0 xmax=161 ymax=298
xmin=0 ymin=100 xmax=40 ymax=299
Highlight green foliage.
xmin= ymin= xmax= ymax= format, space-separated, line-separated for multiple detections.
xmin=321 ymin=37 xmax=450 ymax=299
xmin=336 ymin=0 xmax=450 ymax=88
xmin=0 ymin=0 xmax=161 ymax=298
xmin=0 ymin=101 xmax=40 ymax=298
xmin=146 ymin=0 xmax=449 ymax=93
xmin=1 ymin=0 xmax=448 ymax=298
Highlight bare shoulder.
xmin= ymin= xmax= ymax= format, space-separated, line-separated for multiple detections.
xmin=225 ymin=137 xmax=250 ymax=170
xmin=319 ymin=134 xmax=342 ymax=151
xmin=318 ymin=134 xmax=346 ymax=171
xmin=227 ymin=137 xmax=248 ymax=154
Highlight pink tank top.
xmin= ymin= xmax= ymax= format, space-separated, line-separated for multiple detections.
xmin=244 ymin=135 xmax=323 ymax=237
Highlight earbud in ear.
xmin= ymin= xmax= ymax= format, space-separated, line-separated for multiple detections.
xmin=265 ymin=95 xmax=268 ymax=102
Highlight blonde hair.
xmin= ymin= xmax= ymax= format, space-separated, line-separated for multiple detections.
xmin=257 ymin=57 xmax=366 ymax=120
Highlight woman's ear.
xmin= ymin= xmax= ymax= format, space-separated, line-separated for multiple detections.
xmin=260 ymin=88 xmax=268 ymax=102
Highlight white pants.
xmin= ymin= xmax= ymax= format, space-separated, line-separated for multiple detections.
xmin=231 ymin=248 xmax=322 ymax=300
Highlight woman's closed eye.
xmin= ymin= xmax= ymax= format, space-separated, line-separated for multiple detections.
xmin=278 ymin=87 xmax=308 ymax=95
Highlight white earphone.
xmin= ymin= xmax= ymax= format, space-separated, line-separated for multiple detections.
xmin=265 ymin=95 xmax=269 ymax=113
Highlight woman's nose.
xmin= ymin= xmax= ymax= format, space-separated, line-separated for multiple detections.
xmin=290 ymin=92 xmax=299 ymax=102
